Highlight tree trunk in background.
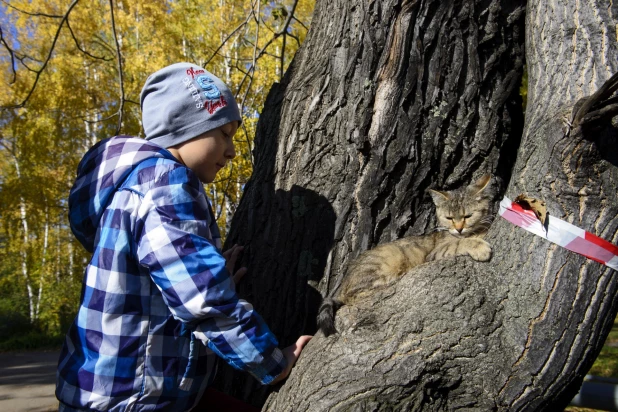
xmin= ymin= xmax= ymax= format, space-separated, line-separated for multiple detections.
xmin=214 ymin=0 xmax=618 ymax=410
xmin=34 ymin=203 xmax=50 ymax=320
xmin=9 ymin=153 xmax=36 ymax=324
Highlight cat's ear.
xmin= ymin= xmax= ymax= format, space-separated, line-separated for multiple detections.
xmin=429 ymin=189 xmax=450 ymax=205
xmin=468 ymin=174 xmax=492 ymax=196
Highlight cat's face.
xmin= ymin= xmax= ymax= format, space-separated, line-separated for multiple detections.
xmin=429 ymin=174 xmax=493 ymax=237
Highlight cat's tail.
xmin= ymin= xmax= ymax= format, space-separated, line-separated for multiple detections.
xmin=317 ymin=297 xmax=343 ymax=337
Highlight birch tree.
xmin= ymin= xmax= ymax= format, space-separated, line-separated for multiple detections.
xmin=0 ymin=0 xmax=313 ymax=335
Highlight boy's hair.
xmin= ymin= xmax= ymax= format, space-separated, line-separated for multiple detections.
xmin=140 ymin=62 xmax=242 ymax=149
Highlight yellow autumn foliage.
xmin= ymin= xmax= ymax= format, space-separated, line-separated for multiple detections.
xmin=0 ymin=0 xmax=314 ymax=334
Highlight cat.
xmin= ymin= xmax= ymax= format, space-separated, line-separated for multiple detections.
xmin=317 ymin=174 xmax=494 ymax=337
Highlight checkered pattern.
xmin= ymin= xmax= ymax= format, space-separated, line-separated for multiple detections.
xmin=58 ymin=136 xmax=286 ymax=411
xmin=499 ymin=197 xmax=618 ymax=270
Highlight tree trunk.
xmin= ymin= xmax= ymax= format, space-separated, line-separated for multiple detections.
xmin=35 ymin=202 xmax=50 ymax=320
xmin=214 ymin=0 xmax=618 ymax=410
xmin=10 ymin=153 xmax=36 ymax=323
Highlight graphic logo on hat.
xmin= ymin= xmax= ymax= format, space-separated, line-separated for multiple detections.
xmin=196 ymin=75 xmax=227 ymax=114
xmin=196 ymin=76 xmax=221 ymax=100
xmin=186 ymin=67 xmax=206 ymax=79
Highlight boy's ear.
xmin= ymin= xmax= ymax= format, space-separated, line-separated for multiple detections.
xmin=428 ymin=189 xmax=450 ymax=205
xmin=468 ymin=174 xmax=492 ymax=196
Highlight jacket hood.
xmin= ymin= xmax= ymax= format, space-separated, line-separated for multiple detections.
xmin=68 ymin=136 xmax=177 ymax=253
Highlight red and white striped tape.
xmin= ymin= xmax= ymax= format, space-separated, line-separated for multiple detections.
xmin=499 ymin=197 xmax=618 ymax=271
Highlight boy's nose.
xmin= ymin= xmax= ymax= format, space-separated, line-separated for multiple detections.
xmin=226 ymin=141 xmax=236 ymax=159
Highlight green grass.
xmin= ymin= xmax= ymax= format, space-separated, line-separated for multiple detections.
xmin=0 ymin=330 xmax=64 ymax=352
xmin=565 ymin=317 xmax=618 ymax=412
xmin=587 ymin=317 xmax=618 ymax=378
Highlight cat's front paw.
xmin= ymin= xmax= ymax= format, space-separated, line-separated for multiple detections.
xmin=468 ymin=239 xmax=492 ymax=262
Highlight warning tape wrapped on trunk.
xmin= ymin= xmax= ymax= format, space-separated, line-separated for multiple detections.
xmin=499 ymin=197 xmax=618 ymax=271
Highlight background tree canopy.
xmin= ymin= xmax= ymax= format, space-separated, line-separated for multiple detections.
xmin=0 ymin=0 xmax=313 ymax=341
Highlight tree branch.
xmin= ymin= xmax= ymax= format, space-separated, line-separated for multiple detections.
xmin=240 ymin=121 xmax=255 ymax=167
xmin=204 ymin=14 xmax=252 ymax=66
xmin=236 ymin=0 xmax=262 ymax=111
xmin=108 ymin=0 xmax=125 ymax=135
xmin=13 ymin=52 xmax=44 ymax=71
xmin=92 ymin=34 xmax=116 ymax=55
xmin=287 ymin=31 xmax=302 ymax=48
xmin=66 ymin=18 xmax=111 ymax=61
xmin=0 ymin=0 xmax=63 ymax=18
xmin=280 ymin=32 xmax=286 ymax=82
xmin=1 ymin=0 xmax=81 ymax=110
xmin=581 ymin=103 xmax=618 ymax=126
xmin=235 ymin=0 xmax=300 ymax=99
xmin=83 ymin=112 xmax=118 ymax=124
xmin=292 ymin=16 xmax=309 ymax=31
xmin=572 ymin=71 xmax=618 ymax=128
xmin=0 ymin=26 xmax=17 ymax=84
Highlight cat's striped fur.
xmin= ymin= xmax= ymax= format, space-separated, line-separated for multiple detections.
xmin=317 ymin=174 xmax=494 ymax=337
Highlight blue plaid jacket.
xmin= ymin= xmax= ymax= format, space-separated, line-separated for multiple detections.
xmin=57 ymin=136 xmax=286 ymax=411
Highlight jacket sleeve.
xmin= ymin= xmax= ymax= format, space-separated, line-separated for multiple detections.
xmin=135 ymin=166 xmax=287 ymax=385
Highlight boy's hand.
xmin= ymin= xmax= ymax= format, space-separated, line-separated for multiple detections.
xmin=223 ymin=244 xmax=248 ymax=284
xmin=270 ymin=335 xmax=313 ymax=385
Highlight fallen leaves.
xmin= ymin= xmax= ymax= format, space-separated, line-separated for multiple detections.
xmin=514 ymin=194 xmax=548 ymax=225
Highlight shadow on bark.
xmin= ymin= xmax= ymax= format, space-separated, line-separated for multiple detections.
xmin=211 ymin=79 xmax=337 ymax=405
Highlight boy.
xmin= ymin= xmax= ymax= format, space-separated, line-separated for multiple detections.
xmin=57 ymin=62 xmax=311 ymax=411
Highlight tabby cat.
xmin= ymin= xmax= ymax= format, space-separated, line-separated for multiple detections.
xmin=317 ymin=174 xmax=494 ymax=337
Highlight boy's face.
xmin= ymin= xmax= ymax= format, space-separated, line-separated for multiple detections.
xmin=169 ymin=121 xmax=239 ymax=183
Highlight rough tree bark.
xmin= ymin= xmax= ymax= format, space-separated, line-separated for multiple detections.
xmin=213 ymin=0 xmax=618 ymax=410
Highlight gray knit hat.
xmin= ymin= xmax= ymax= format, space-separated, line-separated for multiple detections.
xmin=140 ymin=62 xmax=241 ymax=148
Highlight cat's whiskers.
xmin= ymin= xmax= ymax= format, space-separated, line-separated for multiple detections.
xmin=463 ymin=216 xmax=494 ymax=236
